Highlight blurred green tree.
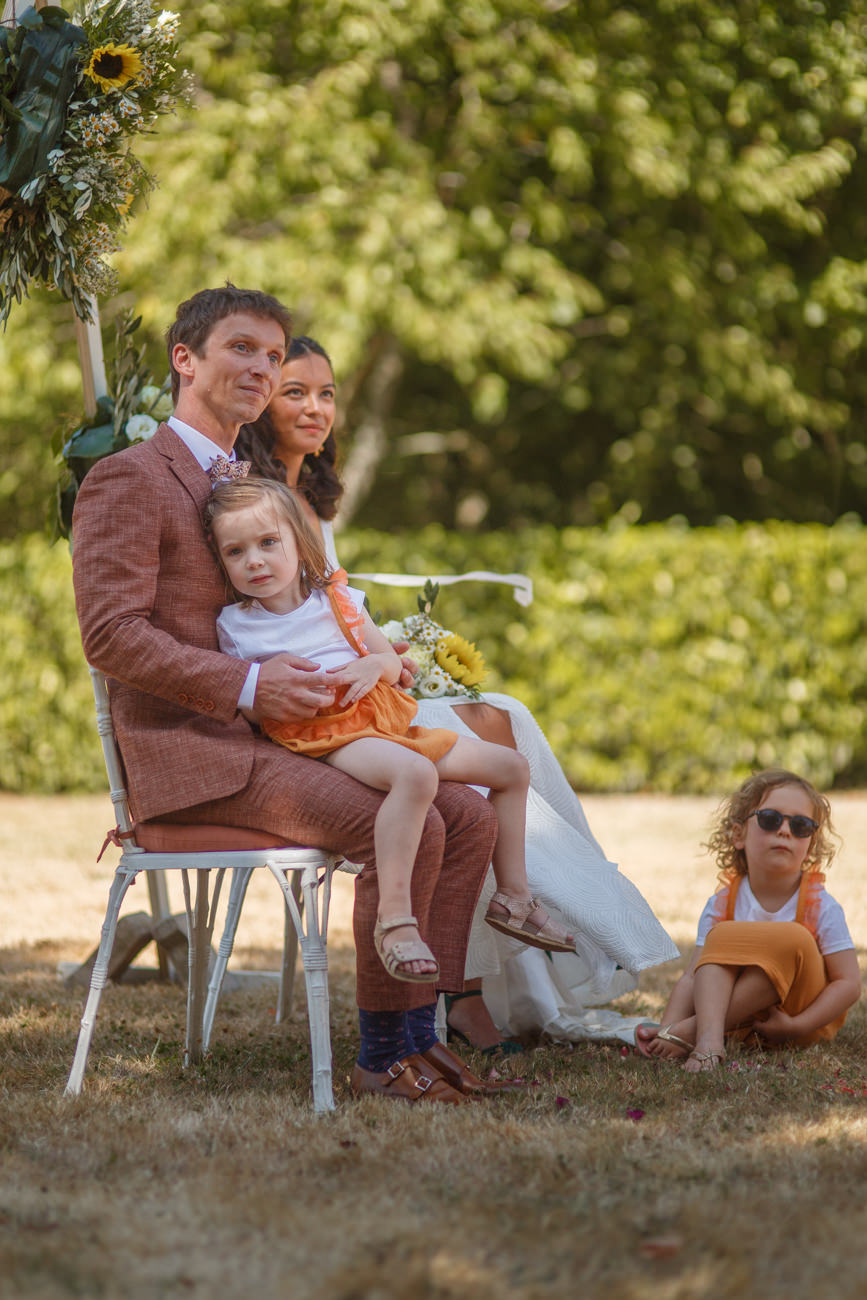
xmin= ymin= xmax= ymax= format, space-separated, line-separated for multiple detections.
xmin=4 ymin=0 xmax=867 ymax=535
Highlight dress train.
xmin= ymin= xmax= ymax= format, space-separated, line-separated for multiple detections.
xmin=415 ymin=693 xmax=679 ymax=1045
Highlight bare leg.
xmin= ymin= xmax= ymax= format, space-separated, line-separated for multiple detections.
xmin=436 ymin=736 xmax=572 ymax=947
xmin=444 ymin=979 xmax=506 ymax=1050
xmin=326 ymin=739 xmax=439 ymax=977
xmin=434 ymin=710 xmax=524 ymax=1048
xmin=648 ymin=964 xmax=780 ymax=1070
xmin=452 ymin=702 xmax=517 ymax=749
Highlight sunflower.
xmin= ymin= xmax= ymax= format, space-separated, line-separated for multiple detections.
xmin=435 ymin=633 xmax=486 ymax=689
xmin=84 ymin=44 xmax=143 ymax=92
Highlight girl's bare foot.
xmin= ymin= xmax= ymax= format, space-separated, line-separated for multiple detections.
xmin=636 ymin=1022 xmax=695 ymax=1061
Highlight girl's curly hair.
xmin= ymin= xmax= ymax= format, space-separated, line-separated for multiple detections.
xmin=704 ymin=768 xmax=836 ymax=885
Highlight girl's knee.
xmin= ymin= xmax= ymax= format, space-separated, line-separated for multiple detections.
xmin=395 ymin=753 xmax=439 ymax=803
xmin=496 ymin=747 xmax=530 ymax=791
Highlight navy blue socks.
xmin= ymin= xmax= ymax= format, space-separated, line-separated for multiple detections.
xmin=405 ymin=1002 xmax=439 ymax=1054
xmin=357 ymin=1009 xmax=411 ymax=1072
xmin=357 ymin=1002 xmax=439 ymax=1070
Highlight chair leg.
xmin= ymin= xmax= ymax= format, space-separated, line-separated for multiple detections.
xmin=299 ymin=936 xmax=334 ymax=1112
xmin=276 ymin=874 xmax=302 ymax=1024
xmin=146 ymin=868 xmax=173 ymax=979
xmin=65 ymin=866 xmax=138 ymax=1096
xmin=202 ymin=867 xmax=254 ymax=1053
xmin=182 ymin=868 xmax=224 ymax=1067
xmin=268 ymin=861 xmax=335 ymax=1112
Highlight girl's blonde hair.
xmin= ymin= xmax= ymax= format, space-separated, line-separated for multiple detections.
xmin=705 ymin=768 xmax=836 ymax=884
xmin=203 ymin=476 xmax=331 ymax=604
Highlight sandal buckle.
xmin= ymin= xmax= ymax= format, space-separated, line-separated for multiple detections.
xmin=414 ymin=1073 xmax=433 ymax=1094
xmin=386 ymin=1061 xmax=406 ymax=1081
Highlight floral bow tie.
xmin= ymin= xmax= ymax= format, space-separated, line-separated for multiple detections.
xmin=208 ymin=455 xmax=250 ymax=486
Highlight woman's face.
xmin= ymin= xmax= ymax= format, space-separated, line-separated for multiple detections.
xmin=268 ymin=353 xmax=336 ymax=458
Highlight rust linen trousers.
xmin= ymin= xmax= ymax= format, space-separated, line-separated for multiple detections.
xmin=158 ymin=743 xmax=496 ymax=1011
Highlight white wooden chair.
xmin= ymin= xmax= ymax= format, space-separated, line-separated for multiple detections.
xmin=348 ymin=567 xmax=533 ymax=608
xmin=65 ymin=668 xmax=345 ymax=1111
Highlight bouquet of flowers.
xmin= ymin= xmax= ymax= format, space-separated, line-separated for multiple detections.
xmin=380 ymin=581 xmax=487 ymax=701
xmin=0 ymin=0 xmax=189 ymax=325
xmin=54 ymin=307 xmax=170 ymax=536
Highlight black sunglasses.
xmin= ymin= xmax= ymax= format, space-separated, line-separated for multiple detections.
xmin=747 ymin=808 xmax=818 ymax=839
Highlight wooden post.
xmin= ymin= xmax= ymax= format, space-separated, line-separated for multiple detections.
xmin=73 ymin=294 xmax=108 ymax=418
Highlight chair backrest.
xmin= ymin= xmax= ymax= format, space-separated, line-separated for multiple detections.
xmin=348 ymin=568 xmax=533 ymax=607
xmin=89 ymin=666 xmax=143 ymax=855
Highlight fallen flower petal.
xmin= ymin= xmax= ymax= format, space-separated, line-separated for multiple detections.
xmin=639 ymin=1234 xmax=683 ymax=1259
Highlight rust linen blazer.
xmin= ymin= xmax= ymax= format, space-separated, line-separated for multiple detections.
xmin=72 ymin=423 xmax=257 ymax=822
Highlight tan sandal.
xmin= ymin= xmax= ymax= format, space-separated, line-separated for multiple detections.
xmin=657 ymin=1027 xmax=695 ymax=1056
xmin=374 ymin=915 xmax=439 ymax=984
xmin=484 ymin=892 xmax=575 ymax=953
xmin=684 ymin=1048 xmax=726 ymax=1073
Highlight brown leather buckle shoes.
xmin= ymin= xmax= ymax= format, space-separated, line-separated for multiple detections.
xmin=417 ymin=1042 xmax=526 ymax=1097
xmin=350 ymin=1055 xmax=468 ymax=1104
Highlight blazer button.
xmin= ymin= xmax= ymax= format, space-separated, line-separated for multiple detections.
xmin=178 ymin=692 xmax=189 ymax=704
xmin=205 ymin=701 xmax=215 ymax=711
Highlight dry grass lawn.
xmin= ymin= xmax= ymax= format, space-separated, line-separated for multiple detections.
xmin=2 ymin=791 xmax=867 ymax=1299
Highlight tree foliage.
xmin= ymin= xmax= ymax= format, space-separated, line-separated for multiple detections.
xmin=4 ymin=0 xmax=867 ymax=535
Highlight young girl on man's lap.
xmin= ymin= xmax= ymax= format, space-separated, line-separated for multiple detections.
xmin=637 ymin=769 xmax=860 ymax=1072
xmin=205 ymin=477 xmax=574 ymax=984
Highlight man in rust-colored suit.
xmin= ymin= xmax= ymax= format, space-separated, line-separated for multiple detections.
xmin=72 ymin=286 xmax=502 ymax=1103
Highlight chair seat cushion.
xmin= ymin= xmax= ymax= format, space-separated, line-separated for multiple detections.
xmin=134 ymin=822 xmax=302 ymax=852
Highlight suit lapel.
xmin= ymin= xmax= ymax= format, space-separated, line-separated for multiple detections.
xmin=152 ymin=422 xmax=211 ymax=509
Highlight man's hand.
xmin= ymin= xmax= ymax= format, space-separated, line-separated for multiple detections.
xmin=251 ymin=653 xmax=336 ymax=723
xmin=390 ymin=639 xmax=418 ymax=691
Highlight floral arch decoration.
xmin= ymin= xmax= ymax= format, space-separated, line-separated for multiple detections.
xmin=0 ymin=0 xmax=187 ymax=326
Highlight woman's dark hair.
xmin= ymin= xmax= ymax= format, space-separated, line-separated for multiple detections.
xmin=235 ymin=336 xmax=343 ymax=521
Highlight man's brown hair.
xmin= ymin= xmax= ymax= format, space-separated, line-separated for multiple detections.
xmin=166 ymin=284 xmax=292 ymax=400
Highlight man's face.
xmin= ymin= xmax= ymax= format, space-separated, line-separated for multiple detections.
xmin=172 ymin=311 xmax=286 ymax=438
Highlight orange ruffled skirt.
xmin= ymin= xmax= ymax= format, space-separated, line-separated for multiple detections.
xmin=695 ymin=920 xmax=846 ymax=1044
xmin=263 ymin=680 xmax=457 ymax=762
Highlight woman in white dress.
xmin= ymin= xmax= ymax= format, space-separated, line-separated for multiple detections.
xmin=236 ymin=338 xmax=679 ymax=1053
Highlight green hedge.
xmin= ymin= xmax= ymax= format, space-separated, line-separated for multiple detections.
xmin=3 ymin=523 xmax=867 ymax=794
xmin=0 ymin=535 xmax=103 ymax=793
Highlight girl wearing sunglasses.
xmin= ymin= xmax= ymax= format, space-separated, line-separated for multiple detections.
xmin=637 ymin=768 xmax=860 ymax=1071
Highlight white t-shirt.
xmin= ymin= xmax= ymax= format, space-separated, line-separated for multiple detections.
xmin=696 ymin=876 xmax=853 ymax=956
xmin=217 ymin=585 xmax=366 ymax=671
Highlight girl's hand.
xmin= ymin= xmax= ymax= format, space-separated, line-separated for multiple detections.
xmin=753 ymin=1006 xmax=798 ymax=1042
xmin=326 ymin=654 xmax=392 ymax=705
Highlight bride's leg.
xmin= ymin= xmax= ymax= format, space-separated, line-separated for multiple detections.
xmin=452 ymin=702 xmax=517 ymax=750
xmin=443 ymin=981 xmax=523 ymax=1053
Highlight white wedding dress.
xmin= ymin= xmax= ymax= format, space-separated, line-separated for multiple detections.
xmin=325 ymin=525 xmax=679 ymax=1045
